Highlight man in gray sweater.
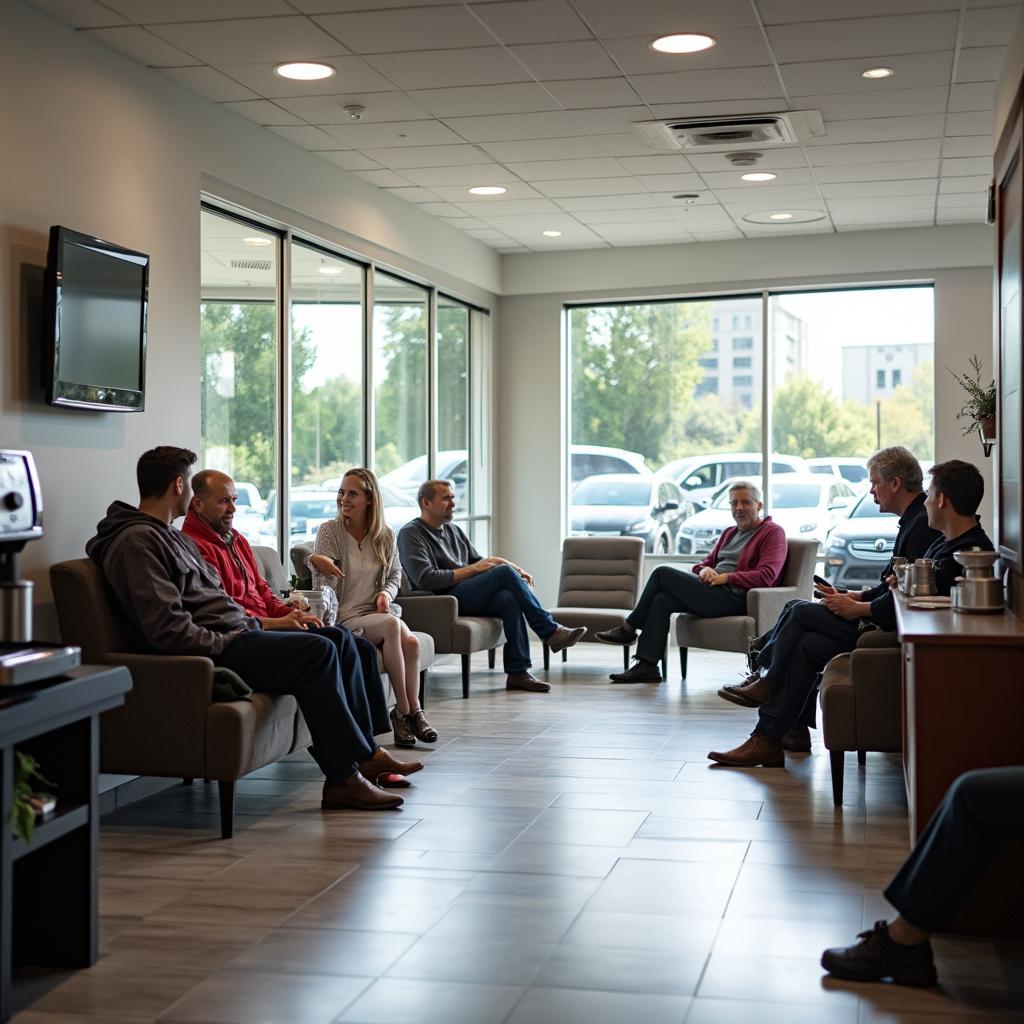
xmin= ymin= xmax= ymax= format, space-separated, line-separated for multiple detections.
xmin=87 ymin=446 xmax=419 ymax=811
xmin=397 ymin=479 xmax=584 ymax=692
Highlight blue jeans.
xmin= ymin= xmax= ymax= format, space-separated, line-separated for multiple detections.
xmin=449 ymin=564 xmax=558 ymax=672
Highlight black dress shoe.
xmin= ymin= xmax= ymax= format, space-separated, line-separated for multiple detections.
xmin=821 ymin=921 xmax=937 ymax=986
xmin=609 ymin=659 xmax=661 ymax=683
xmin=595 ymin=625 xmax=637 ymax=646
xmin=781 ymin=725 xmax=811 ymax=752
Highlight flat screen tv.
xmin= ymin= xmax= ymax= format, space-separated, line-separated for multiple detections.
xmin=43 ymin=225 xmax=148 ymax=411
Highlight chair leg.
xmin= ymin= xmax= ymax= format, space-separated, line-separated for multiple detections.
xmin=679 ymin=647 xmax=688 ymax=678
xmin=419 ymin=670 xmax=426 ymax=708
xmin=829 ymin=751 xmax=844 ymax=806
xmin=218 ymin=780 xmax=235 ymax=839
xmin=488 ymin=647 xmax=496 ymax=670
xmin=542 ymin=643 xmax=550 ymax=670
xmin=661 ymin=642 xmax=669 ymax=681
xmin=561 ymin=649 xmax=567 ymax=662
xmin=182 ymin=777 xmax=194 ymax=786
xmin=623 ymin=646 xmax=630 ymax=672
xmin=857 ymin=750 xmax=866 ymax=766
xmin=461 ymin=654 xmax=470 ymax=699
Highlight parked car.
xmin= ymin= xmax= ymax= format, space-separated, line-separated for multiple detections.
xmin=570 ymin=474 xmax=693 ymax=554
xmin=675 ymin=474 xmax=857 ymax=555
xmin=657 ymin=452 xmax=808 ymax=510
xmin=824 ymin=490 xmax=899 ymax=589
xmin=231 ymin=480 xmax=266 ymax=540
xmin=806 ymin=457 xmax=870 ymax=488
xmin=570 ymin=444 xmax=650 ymax=482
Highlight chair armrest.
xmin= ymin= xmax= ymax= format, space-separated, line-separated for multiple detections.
xmin=98 ymin=652 xmax=215 ymax=777
xmin=855 ymin=629 xmax=900 ymax=649
xmin=399 ymin=595 xmax=458 ymax=645
xmin=747 ymin=586 xmax=798 ymax=634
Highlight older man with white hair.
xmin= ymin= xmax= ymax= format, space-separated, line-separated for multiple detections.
xmin=596 ymin=480 xmax=788 ymax=683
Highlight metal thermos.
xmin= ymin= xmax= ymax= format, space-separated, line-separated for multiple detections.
xmin=908 ymin=559 xmax=936 ymax=597
xmin=951 ymin=548 xmax=1004 ymax=613
xmin=0 ymin=580 xmax=33 ymax=642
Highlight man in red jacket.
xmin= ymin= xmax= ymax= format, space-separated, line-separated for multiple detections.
xmin=596 ymin=481 xmax=787 ymax=682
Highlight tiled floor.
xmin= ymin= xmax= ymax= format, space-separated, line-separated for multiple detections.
xmin=12 ymin=644 xmax=1024 ymax=1023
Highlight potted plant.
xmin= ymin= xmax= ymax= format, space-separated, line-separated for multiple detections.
xmin=948 ymin=355 xmax=996 ymax=440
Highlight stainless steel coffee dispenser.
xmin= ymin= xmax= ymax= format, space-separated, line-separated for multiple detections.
xmin=0 ymin=450 xmax=44 ymax=642
xmin=951 ymin=548 xmax=1004 ymax=614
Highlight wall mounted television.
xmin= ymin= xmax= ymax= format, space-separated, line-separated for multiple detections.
xmin=42 ymin=225 xmax=148 ymax=411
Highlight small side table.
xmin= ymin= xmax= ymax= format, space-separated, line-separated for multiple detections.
xmin=0 ymin=666 xmax=132 ymax=1022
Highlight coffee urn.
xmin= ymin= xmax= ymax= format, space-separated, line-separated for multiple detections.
xmin=0 ymin=450 xmax=44 ymax=642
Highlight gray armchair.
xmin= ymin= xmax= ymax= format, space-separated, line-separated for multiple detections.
xmin=673 ymin=537 xmax=817 ymax=678
xmin=542 ymin=537 xmax=645 ymax=673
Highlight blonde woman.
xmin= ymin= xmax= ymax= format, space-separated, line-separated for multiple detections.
xmin=308 ymin=468 xmax=437 ymax=748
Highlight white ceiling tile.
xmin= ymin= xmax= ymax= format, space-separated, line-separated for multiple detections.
xmin=380 ymin=186 xmax=438 ymax=202
xmin=963 ymin=5 xmax=1024 ymax=45
xmin=820 ymin=179 xmax=938 ymax=198
xmin=830 ymin=211 xmax=933 ymax=226
xmin=711 ymin=185 xmax=823 ymax=203
xmin=221 ymin=99 xmax=305 ymax=125
xmin=564 ymin=107 xmax=653 ymax=133
xmin=807 ymin=139 xmax=942 ymax=166
xmin=686 ymin=149 xmax=808 ymax=172
xmin=938 ymin=174 xmax=991 ymax=193
xmin=223 ymin=57 xmax=390 ymax=97
xmin=361 ymin=143 xmax=487 ymax=167
xmin=509 ymin=40 xmax=619 ymax=80
xmin=940 ymin=156 xmax=992 ymax=176
xmin=29 ymin=0 xmax=127 ymax=27
xmin=291 ymin=0 xmax=459 ymax=8
xmin=741 ymin=221 xmax=835 ymax=236
xmin=648 ymin=98 xmax=789 ymax=120
xmin=407 ymin=83 xmax=559 ymax=117
xmin=691 ymin=230 xmax=745 ymax=241
xmin=364 ymin=47 xmax=530 ymax=89
xmin=470 ymin=0 xmax=592 ymax=44
xmin=945 ymin=110 xmax=996 ymax=135
xmin=321 ymin=120 xmax=466 ymax=147
xmin=84 ymin=25 xmax=201 ymax=65
xmin=399 ymin=163 xmax=519 ymax=186
xmin=496 ymin=246 xmax=533 ymax=253
xmin=465 ymin=228 xmax=518 ymax=241
xmin=442 ymin=111 xmax=590 ymax=142
xmin=572 ymin=0 xmax=757 ymax=36
xmin=503 ymin=157 xmax=627 ymax=180
xmin=147 ymin=17 xmax=346 ymax=64
xmin=432 ymin=182 xmax=544 ymax=200
xmin=949 ymin=81 xmax=996 ymax=112
xmin=631 ymin=66 xmax=781 ymax=105
xmin=534 ymin=177 xmax=646 ymax=197
xmin=442 ymin=217 xmax=490 ymax=228
xmin=636 ymin=172 xmax=707 ymax=192
xmin=103 ymin=0 xmax=293 ymax=21
xmin=355 ymin=168 xmax=415 ymax=186
xmin=614 ymin=155 xmax=694 ymax=175
xmin=601 ymin=27 xmax=773 ymax=75
xmin=317 ymin=150 xmax=382 ymax=171
xmin=807 ymin=114 xmax=946 ymax=146
xmin=452 ymin=197 xmax=563 ymax=215
xmin=645 ymin=192 xmax=721 ymax=208
xmin=722 ymin=200 xmax=829 ymax=216
xmin=779 ymin=51 xmax=953 ymax=96
xmin=265 ymin=124 xmax=340 ymax=148
xmin=555 ymin=194 xmax=660 ymax=211
xmin=313 ymin=7 xmax=493 ymax=52
xmin=277 ymin=92 xmax=432 ymax=124
xmin=541 ymin=77 xmax=643 ymax=109
xmin=768 ymin=13 xmax=958 ymax=61
xmin=159 ymin=65 xmax=259 ymax=102
xmin=792 ymin=87 xmax=949 ymax=120
xmin=592 ymin=133 xmax=663 ymax=157
xmin=955 ymin=46 xmax=1008 ymax=82
xmin=813 ymin=159 xmax=940 ymax=182
xmin=699 ymin=168 xmax=815 ymax=188
xmin=594 ymin=222 xmax=697 ymax=240
xmin=759 ymin=0 xmax=960 ymax=23
xmin=479 ymin=212 xmax=596 ymax=232
xmin=941 ymin=135 xmax=992 ymax=158
xmin=826 ymin=195 xmax=936 ymax=213
xmin=415 ymin=202 xmax=469 ymax=217
xmin=480 ymin=137 xmax=609 ymax=161
xmin=573 ymin=207 xmax=673 ymax=224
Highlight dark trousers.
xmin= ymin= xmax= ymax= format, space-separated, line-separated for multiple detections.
xmin=214 ymin=627 xmax=377 ymax=781
xmin=754 ymin=599 xmax=860 ymax=741
xmin=885 ymin=767 xmax=1024 ymax=933
xmin=627 ymin=565 xmax=747 ymax=664
xmin=312 ymin=627 xmax=391 ymax=737
xmin=753 ymin=598 xmax=806 ymax=670
xmin=449 ymin=564 xmax=557 ymax=672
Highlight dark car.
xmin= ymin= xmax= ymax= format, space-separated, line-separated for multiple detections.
xmin=569 ymin=474 xmax=694 ymax=554
xmin=824 ymin=490 xmax=898 ymax=589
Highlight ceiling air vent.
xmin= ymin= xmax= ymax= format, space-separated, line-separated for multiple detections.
xmin=230 ymin=258 xmax=272 ymax=271
xmin=634 ymin=110 xmax=824 ymax=151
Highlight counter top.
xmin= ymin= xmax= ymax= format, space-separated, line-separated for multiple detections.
xmin=894 ymin=590 xmax=1024 ymax=645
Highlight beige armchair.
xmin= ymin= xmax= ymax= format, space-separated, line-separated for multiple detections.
xmin=673 ymin=537 xmax=817 ymax=678
xmin=542 ymin=537 xmax=645 ymax=673
xmin=819 ymin=630 xmax=902 ymax=805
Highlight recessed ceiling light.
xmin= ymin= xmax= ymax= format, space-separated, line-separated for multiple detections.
xmin=468 ymin=186 xmax=507 ymax=195
xmin=861 ymin=66 xmax=895 ymax=79
xmin=319 ymin=266 xmax=342 ymax=275
xmin=541 ymin=230 xmax=562 ymax=237
xmin=769 ymin=212 xmax=794 ymax=220
xmin=243 ymin=237 xmax=272 ymax=246
xmin=274 ymin=61 xmax=335 ymax=81
xmin=651 ymin=33 xmax=716 ymax=54
xmin=741 ymin=172 xmax=777 ymax=182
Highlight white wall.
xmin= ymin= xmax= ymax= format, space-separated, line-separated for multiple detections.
xmin=497 ymin=230 xmax=995 ymax=604
xmin=1 ymin=3 xmax=498 ymax=637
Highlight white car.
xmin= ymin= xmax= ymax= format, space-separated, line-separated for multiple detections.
xmin=658 ymin=452 xmax=808 ymax=510
xmin=806 ymin=457 xmax=870 ymax=489
xmin=675 ymin=474 xmax=858 ymax=555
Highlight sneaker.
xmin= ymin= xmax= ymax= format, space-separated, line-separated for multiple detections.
xmin=595 ymin=625 xmax=637 ymax=646
xmin=390 ymin=707 xmax=416 ymax=748
xmin=821 ymin=921 xmax=937 ymax=986
xmin=609 ymin=658 xmax=662 ymax=683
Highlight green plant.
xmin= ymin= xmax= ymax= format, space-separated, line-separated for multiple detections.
xmin=9 ymin=751 xmax=55 ymax=843
xmin=948 ymin=355 xmax=996 ymax=436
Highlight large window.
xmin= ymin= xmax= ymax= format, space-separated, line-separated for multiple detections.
xmin=437 ymin=296 xmax=470 ymax=518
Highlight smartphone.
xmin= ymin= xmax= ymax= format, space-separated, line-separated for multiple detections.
xmin=812 ymin=574 xmax=832 ymax=590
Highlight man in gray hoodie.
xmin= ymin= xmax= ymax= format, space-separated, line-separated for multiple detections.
xmin=87 ymin=446 xmax=419 ymax=811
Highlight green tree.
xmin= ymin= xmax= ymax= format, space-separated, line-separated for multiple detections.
xmin=765 ymin=375 xmax=875 ymax=458
xmin=679 ymin=394 xmax=746 ymax=453
xmin=879 ymin=360 xmax=934 ymax=460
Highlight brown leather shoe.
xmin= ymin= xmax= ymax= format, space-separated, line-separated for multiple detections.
xmin=546 ymin=625 xmax=587 ymax=653
xmin=359 ymin=746 xmax=423 ymax=778
xmin=718 ymin=675 xmax=770 ymax=707
xmin=390 ymin=707 xmax=416 ymax=748
xmin=506 ymin=671 xmax=551 ymax=692
xmin=781 ymin=725 xmax=812 ymax=752
xmin=708 ymin=733 xmax=785 ymax=767
xmin=321 ymin=772 xmax=404 ymax=810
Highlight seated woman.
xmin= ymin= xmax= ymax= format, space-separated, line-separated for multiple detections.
xmin=308 ymin=468 xmax=437 ymax=748
xmin=595 ymin=481 xmax=787 ymax=682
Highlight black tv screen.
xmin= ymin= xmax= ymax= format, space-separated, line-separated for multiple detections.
xmin=43 ymin=226 xmax=148 ymax=411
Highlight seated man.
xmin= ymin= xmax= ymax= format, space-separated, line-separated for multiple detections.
xmin=182 ymin=469 xmax=391 ymax=741
xmin=595 ymin=481 xmax=787 ymax=683
xmin=397 ymin=479 xmax=585 ymax=693
xmin=823 ymin=766 xmax=1024 ymax=986
xmin=709 ymin=459 xmax=993 ymax=767
xmin=720 ymin=446 xmax=940 ymax=714
xmin=87 ymin=446 xmax=420 ymax=813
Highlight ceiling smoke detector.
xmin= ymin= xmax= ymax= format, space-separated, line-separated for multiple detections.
xmin=344 ymin=104 xmax=366 ymax=121
xmin=726 ymin=151 xmax=762 ymax=167
xmin=634 ymin=110 xmax=823 ymax=152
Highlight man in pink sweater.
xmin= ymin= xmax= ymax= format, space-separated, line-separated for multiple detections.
xmin=596 ymin=481 xmax=787 ymax=682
